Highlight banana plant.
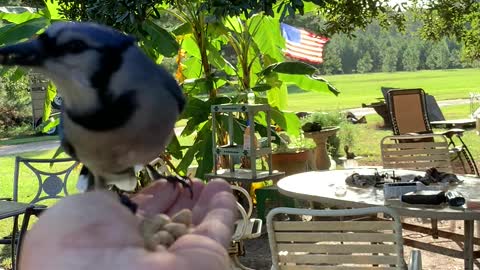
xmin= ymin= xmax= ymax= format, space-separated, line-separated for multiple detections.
xmin=174 ymin=11 xmax=340 ymax=178
xmin=0 ymin=1 xmax=66 ymax=134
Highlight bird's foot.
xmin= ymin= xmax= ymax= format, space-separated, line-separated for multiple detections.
xmin=118 ymin=192 xmax=138 ymax=214
xmin=145 ymin=164 xmax=193 ymax=198
xmin=165 ymin=175 xmax=193 ymax=198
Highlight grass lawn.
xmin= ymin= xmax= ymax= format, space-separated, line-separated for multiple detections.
xmin=286 ymin=69 xmax=480 ymax=112
xmin=0 ymin=135 xmax=59 ymax=146
xmin=347 ymin=104 xmax=480 ymax=165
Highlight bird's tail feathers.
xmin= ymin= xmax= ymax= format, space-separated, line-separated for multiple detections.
xmin=76 ymin=165 xmax=94 ymax=192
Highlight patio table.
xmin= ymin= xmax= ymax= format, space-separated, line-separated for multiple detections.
xmin=276 ymin=168 xmax=480 ymax=270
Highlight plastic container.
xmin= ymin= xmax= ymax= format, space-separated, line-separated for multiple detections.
xmin=247 ymin=90 xmax=255 ymax=105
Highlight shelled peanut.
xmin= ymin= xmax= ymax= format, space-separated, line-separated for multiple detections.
xmin=139 ymin=209 xmax=193 ymax=251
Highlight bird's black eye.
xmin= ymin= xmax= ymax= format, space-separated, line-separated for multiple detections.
xmin=63 ymin=40 xmax=88 ymax=54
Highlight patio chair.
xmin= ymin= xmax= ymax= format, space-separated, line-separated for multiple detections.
xmin=381 ymin=134 xmax=454 ymax=240
xmin=267 ymin=206 xmax=422 ymax=270
xmin=230 ymin=185 xmax=263 ymax=270
xmin=0 ymin=156 xmax=79 ymax=270
xmin=386 ymin=88 xmax=479 ymax=176
xmin=381 ymin=134 xmax=452 ymax=173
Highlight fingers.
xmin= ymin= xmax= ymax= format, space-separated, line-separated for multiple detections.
xmin=133 ymin=178 xmax=236 ymax=248
xmin=132 ymin=179 xmax=181 ymax=215
xmin=165 ymin=179 xmax=205 ymax=216
xmin=190 ymin=179 xmax=236 ymax=247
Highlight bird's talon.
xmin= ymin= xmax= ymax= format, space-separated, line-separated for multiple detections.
xmin=118 ymin=193 xmax=138 ymax=214
xmin=166 ymin=175 xmax=193 ymax=199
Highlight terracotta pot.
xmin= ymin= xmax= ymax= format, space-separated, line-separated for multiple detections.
xmin=272 ymin=150 xmax=310 ymax=177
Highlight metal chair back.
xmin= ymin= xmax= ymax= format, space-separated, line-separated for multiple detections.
xmin=13 ymin=157 xmax=79 ymax=204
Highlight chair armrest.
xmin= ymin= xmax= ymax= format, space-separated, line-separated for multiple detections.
xmin=439 ymin=128 xmax=465 ymax=139
xmin=408 ymin=249 xmax=422 ymax=270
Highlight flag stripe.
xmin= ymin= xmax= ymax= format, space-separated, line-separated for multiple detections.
xmin=286 ymin=43 xmax=324 ymax=56
xmin=281 ymin=23 xmax=329 ymax=64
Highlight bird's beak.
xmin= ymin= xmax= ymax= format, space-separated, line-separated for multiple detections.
xmin=0 ymin=39 xmax=45 ymax=66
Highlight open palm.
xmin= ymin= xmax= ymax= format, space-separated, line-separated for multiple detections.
xmin=19 ymin=179 xmax=236 ymax=270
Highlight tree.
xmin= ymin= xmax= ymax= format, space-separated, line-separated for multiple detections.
xmin=356 ymin=52 xmax=373 ymax=73
xmin=449 ymin=48 xmax=462 ymax=68
xmin=339 ymin=39 xmax=357 ymax=73
xmin=426 ymin=40 xmax=450 ymax=69
xmin=381 ymin=46 xmax=398 ymax=72
xmin=415 ymin=1 xmax=480 ymax=61
xmin=402 ymin=43 xmax=420 ymax=71
xmin=321 ymin=38 xmax=343 ymax=74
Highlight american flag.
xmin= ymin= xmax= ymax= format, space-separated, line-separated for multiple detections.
xmin=280 ymin=23 xmax=329 ymax=64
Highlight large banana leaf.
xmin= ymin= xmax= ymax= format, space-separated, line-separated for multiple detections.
xmin=166 ymin=134 xmax=183 ymax=159
xmin=142 ymin=19 xmax=179 ymax=57
xmin=260 ymin=61 xmax=340 ymax=95
xmin=278 ymin=73 xmax=340 ymax=95
xmin=0 ymin=11 xmax=42 ymax=24
xmin=270 ymin=107 xmax=301 ymax=136
xmin=259 ymin=61 xmax=317 ymax=76
xmin=182 ymin=57 xmax=203 ymax=79
xmin=249 ymin=14 xmax=285 ymax=62
xmin=181 ymin=35 xmax=201 ymax=59
xmin=43 ymin=0 xmax=63 ymax=20
xmin=42 ymin=81 xmax=57 ymax=123
xmin=266 ymin=83 xmax=288 ymax=110
xmin=176 ymin=120 xmax=213 ymax=178
xmin=0 ymin=18 xmax=49 ymax=45
xmin=193 ymin=121 xmax=213 ymax=179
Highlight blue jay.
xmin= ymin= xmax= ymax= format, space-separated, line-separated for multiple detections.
xmin=0 ymin=22 xmax=188 ymax=201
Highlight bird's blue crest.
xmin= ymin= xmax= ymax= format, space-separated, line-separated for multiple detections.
xmin=47 ymin=22 xmax=136 ymax=48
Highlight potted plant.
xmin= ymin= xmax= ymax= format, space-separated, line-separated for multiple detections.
xmin=271 ymin=132 xmax=316 ymax=176
xmin=300 ymin=112 xmax=344 ymax=170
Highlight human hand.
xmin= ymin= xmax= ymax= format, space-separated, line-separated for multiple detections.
xmin=20 ymin=179 xmax=236 ymax=270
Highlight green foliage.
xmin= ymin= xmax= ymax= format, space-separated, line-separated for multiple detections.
xmin=338 ymin=121 xmax=357 ymax=149
xmin=414 ymin=1 xmax=480 ymax=61
xmin=300 ymin=111 xmax=356 ymax=158
xmin=272 ymin=132 xmax=315 ymax=153
xmin=402 ymin=43 xmax=420 ymax=71
xmin=55 ymin=0 xmax=180 ymax=59
xmin=356 ymin=52 xmax=373 ymax=73
xmin=426 ymin=40 xmax=450 ymax=69
xmin=0 ymin=69 xmax=32 ymax=133
xmin=302 ymin=111 xmax=344 ymax=128
xmin=381 ymin=46 xmax=397 ymax=72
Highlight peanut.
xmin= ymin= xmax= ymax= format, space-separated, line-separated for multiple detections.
xmin=140 ymin=209 xmax=194 ymax=251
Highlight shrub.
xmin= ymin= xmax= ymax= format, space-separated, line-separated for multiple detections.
xmin=0 ymin=70 xmax=32 ymax=135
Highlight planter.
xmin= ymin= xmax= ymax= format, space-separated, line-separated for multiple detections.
xmin=272 ymin=150 xmax=310 ymax=177
xmin=304 ymin=127 xmax=339 ymax=170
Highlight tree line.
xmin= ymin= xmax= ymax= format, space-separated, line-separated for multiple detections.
xmin=286 ymin=14 xmax=479 ymax=75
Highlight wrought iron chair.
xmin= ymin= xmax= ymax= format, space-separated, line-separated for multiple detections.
xmin=267 ymin=206 xmax=422 ymax=270
xmin=0 ymin=157 xmax=79 ymax=270
xmin=387 ymin=88 xmax=479 ymax=176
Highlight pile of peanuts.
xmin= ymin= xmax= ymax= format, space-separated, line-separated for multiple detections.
xmin=139 ymin=209 xmax=194 ymax=251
